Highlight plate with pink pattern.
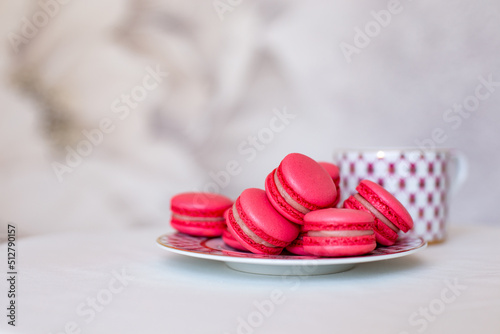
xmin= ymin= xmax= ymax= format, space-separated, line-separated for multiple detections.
xmin=157 ymin=233 xmax=427 ymax=275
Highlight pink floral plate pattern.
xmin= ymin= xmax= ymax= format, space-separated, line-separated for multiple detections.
xmin=157 ymin=232 xmax=427 ymax=275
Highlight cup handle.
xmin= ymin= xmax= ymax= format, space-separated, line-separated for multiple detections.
xmin=449 ymin=150 xmax=468 ymax=196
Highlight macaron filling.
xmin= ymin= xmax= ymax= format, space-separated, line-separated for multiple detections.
xmin=306 ymin=230 xmax=374 ymax=237
xmin=265 ymin=172 xmax=304 ymax=223
xmin=353 ymin=194 xmax=399 ymax=233
xmin=171 ymin=213 xmax=225 ymax=222
xmin=357 ymin=182 xmax=411 ymax=232
xmin=274 ymin=171 xmax=311 ymax=215
xmin=231 ymin=204 xmax=278 ymax=249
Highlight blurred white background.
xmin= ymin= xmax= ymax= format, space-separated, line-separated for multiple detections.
xmin=1 ymin=0 xmax=499 ymax=237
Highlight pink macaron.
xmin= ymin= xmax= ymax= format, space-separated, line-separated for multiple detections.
xmin=170 ymin=192 xmax=233 ymax=237
xmin=222 ymin=209 xmax=248 ymax=251
xmin=226 ymin=188 xmax=300 ymax=255
xmin=318 ymin=161 xmax=340 ymax=186
xmin=302 ymin=208 xmax=376 ymax=257
xmin=318 ymin=161 xmax=341 ymax=207
xmin=265 ymin=153 xmax=337 ymax=224
xmin=343 ymin=180 xmax=414 ymax=246
xmin=285 ymin=233 xmax=309 ymax=256
xmin=222 ymin=229 xmax=248 ymax=251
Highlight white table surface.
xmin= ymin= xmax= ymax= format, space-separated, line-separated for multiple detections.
xmin=1 ymin=225 xmax=499 ymax=334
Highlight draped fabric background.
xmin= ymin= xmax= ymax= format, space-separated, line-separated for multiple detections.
xmin=1 ymin=0 xmax=499 ymax=237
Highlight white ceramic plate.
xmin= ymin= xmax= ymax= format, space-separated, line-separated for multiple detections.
xmin=157 ymin=233 xmax=427 ymax=275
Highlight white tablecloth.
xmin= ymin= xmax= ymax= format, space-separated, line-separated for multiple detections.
xmin=1 ymin=225 xmax=499 ymax=334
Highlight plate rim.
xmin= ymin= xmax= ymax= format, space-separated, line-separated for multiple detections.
xmin=156 ymin=233 xmax=427 ymax=266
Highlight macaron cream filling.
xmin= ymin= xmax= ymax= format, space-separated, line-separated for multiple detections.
xmin=171 ymin=213 xmax=225 ymax=222
xmin=353 ymin=194 xmax=399 ymax=233
xmin=306 ymin=230 xmax=374 ymax=237
xmin=274 ymin=171 xmax=311 ymax=215
xmin=231 ymin=204 xmax=278 ymax=248
xmin=357 ymin=181 xmax=412 ymax=233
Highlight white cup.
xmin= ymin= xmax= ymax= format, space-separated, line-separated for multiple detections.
xmin=334 ymin=148 xmax=467 ymax=243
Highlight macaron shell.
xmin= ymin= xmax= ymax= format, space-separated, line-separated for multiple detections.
xmin=332 ymin=187 xmax=341 ymax=207
xmin=356 ymin=180 xmax=413 ymax=232
xmin=222 ymin=209 xmax=248 ymax=251
xmin=226 ymin=188 xmax=300 ymax=255
xmin=372 ymin=220 xmax=399 ymax=246
xmin=343 ymin=196 xmax=398 ymax=246
xmin=303 ymin=208 xmax=374 ymax=227
xmin=222 ymin=229 xmax=248 ymax=251
xmin=237 ymin=188 xmax=299 ymax=243
xmin=170 ymin=219 xmax=226 ymax=237
xmin=170 ymin=192 xmax=232 ymax=237
xmin=303 ymin=235 xmax=376 ymax=257
xmin=226 ymin=208 xmax=282 ymax=255
xmin=318 ymin=162 xmax=340 ymax=207
xmin=302 ymin=208 xmax=376 ymax=257
xmin=265 ymin=171 xmax=304 ymax=224
xmin=278 ymin=153 xmax=337 ymax=209
xmin=285 ymin=233 xmax=310 ymax=256
xmin=171 ymin=192 xmax=233 ymax=217
xmin=318 ymin=162 xmax=340 ymax=186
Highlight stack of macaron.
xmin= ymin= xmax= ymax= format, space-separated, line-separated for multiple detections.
xmin=169 ymin=153 xmax=413 ymax=257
